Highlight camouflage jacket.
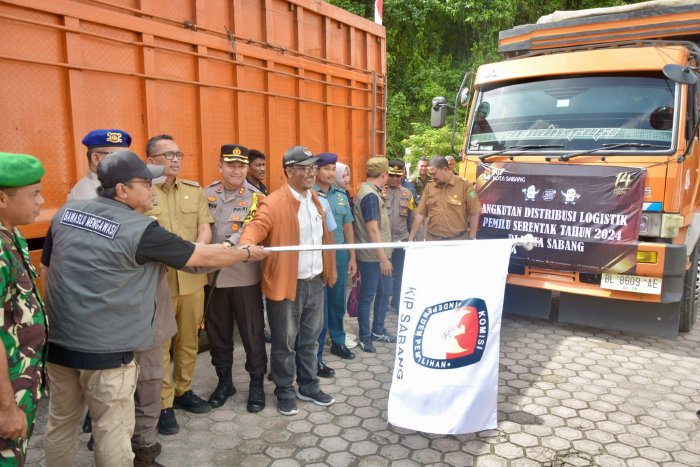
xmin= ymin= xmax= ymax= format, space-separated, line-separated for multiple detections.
xmin=0 ymin=223 xmax=46 ymax=452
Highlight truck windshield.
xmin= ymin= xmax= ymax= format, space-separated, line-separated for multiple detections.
xmin=468 ymin=75 xmax=676 ymax=153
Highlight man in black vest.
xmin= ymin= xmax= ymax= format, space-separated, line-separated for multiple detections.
xmin=42 ymin=151 xmax=266 ymax=467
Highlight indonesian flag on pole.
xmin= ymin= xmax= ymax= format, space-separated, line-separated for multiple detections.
xmin=374 ymin=0 xmax=383 ymax=25
xmin=387 ymin=239 xmax=514 ymax=434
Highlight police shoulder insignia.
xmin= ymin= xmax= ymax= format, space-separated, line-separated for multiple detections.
xmin=180 ymin=179 xmax=200 ymax=187
xmin=238 ymin=187 xmax=245 ymax=195
xmin=206 ymin=180 xmax=221 ymax=188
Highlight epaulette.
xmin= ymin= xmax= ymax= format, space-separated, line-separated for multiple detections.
xmin=180 ymin=179 xmax=200 ymax=187
xmin=206 ymin=180 xmax=222 ymax=188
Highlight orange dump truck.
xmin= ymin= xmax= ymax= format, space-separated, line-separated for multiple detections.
xmin=433 ymin=0 xmax=700 ymax=337
xmin=1 ymin=0 xmax=385 ymax=262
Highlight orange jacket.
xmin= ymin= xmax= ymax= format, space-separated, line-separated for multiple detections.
xmin=239 ymin=184 xmax=336 ymax=301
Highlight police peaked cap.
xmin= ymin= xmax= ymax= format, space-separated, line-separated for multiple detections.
xmin=221 ymin=144 xmax=249 ymax=164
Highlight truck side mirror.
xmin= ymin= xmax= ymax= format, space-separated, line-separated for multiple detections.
xmin=663 ymin=64 xmax=698 ymax=85
xmin=431 ymin=96 xmax=447 ymax=128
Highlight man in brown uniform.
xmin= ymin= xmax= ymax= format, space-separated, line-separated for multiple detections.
xmin=204 ymin=144 xmax=267 ymax=413
xmin=144 ymin=134 xmax=215 ymax=434
xmin=408 ymin=155 xmax=481 ymax=242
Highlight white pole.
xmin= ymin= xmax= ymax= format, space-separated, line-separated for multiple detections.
xmin=264 ymin=234 xmax=536 ymax=253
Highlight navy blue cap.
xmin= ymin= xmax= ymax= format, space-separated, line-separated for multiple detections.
xmin=82 ymin=129 xmax=132 ymax=149
xmin=316 ymin=152 xmax=338 ymax=167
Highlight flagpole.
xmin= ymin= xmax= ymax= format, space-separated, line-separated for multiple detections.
xmin=263 ymin=234 xmax=536 ymax=253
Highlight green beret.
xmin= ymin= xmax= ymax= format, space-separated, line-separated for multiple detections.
xmin=0 ymin=152 xmax=45 ymax=188
xmin=366 ymin=156 xmax=389 ymax=176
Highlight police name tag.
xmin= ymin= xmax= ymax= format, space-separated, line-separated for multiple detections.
xmin=60 ymin=208 xmax=121 ymax=239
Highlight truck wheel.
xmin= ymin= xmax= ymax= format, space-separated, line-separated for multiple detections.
xmin=679 ymin=243 xmax=699 ymax=332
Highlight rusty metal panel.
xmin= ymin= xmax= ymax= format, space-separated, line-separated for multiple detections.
xmin=2 ymin=0 xmax=386 ymax=240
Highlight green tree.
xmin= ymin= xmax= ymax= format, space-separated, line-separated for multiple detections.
xmin=325 ymin=0 xmax=639 ymax=160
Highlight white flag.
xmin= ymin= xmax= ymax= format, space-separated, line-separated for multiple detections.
xmin=387 ymin=239 xmax=514 ymax=434
xmin=374 ymin=0 xmax=383 ymax=25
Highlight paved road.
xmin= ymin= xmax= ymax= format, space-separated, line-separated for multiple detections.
xmin=25 ymin=313 xmax=700 ymax=466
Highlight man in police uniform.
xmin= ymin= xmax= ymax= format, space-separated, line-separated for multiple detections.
xmin=386 ymin=160 xmax=415 ymax=314
xmin=68 ymin=129 xmax=131 ymax=200
xmin=0 ymin=153 xmax=46 ymax=466
xmin=408 ymin=155 xmax=481 ymax=242
xmin=204 ymin=144 xmax=267 ymax=413
xmin=144 ymin=134 xmax=215 ymax=434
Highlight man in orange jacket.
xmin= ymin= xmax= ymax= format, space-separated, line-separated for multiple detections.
xmin=239 ymin=146 xmax=337 ymax=416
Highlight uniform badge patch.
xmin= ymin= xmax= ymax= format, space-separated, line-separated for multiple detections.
xmin=231 ymin=223 xmax=240 ymax=232
xmin=60 ymin=208 xmax=121 ymax=239
xmin=106 ymin=132 xmax=123 ymax=144
xmin=231 ymin=215 xmax=240 ymax=221
xmin=208 ymin=196 xmax=216 ymax=202
xmin=238 ymin=201 xmax=247 ymax=207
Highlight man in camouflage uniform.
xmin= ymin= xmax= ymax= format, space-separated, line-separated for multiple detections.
xmin=0 ymin=152 xmax=46 ymax=466
xmin=204 ymin=144 xmax=267 ymax=413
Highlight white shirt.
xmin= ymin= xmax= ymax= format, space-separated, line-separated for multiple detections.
xmin=67 ymin=170 xmax=100 ymax=201
xmin=289 ymin=185 xmax=324 ymax=279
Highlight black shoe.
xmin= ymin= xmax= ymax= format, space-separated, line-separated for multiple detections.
xmin=247 ymin=374 xmax=265 ymax=413
xmin=330 ymin=343 xmax=356 ymax=360
xmin=208 ymin=367 xmax=236 ymax=409
xmin=359 ymin=338 xmax=376 ymax=353
xmin=87 ymin=435 xmax=94 ymax=451
xmin=82 ymin=414 xmax=92 ymax=433
xmin=174 ymin=390 xmax=212 ymax=414
xmin=263 ymin=329 xmax=272 ymax=343
xmin=317 ymin=362 xmax=335 ymax=378
xmin=277 ymin=397 xmax=298 ymax=416
xmin=371 ymin=331 xmax=397 ymax=343
xmin=297 ymin=389 xmax=334 ymax=406
xmin=157 ymin=408 xmax=180 ymax=435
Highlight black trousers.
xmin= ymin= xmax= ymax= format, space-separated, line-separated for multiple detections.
xmin=205 ymin=283 xmax=267 ymax=375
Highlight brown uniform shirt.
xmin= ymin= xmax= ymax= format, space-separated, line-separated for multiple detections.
xmin=416 ymin=173 xmax=481 ymax=240
xmin=145 ymin=179 xmax=214 ymax=296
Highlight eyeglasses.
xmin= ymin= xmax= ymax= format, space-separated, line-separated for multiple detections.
xmin=93 ymin=151 xmax=120 ymax=157
xmin=153 ymin=151 xmax=184 ymax=161
xmin=292 ymin=165 xmax=319 ymax=175
xmin=127 ymin=179 xmax=153 ymax=188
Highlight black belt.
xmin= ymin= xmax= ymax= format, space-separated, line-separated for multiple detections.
xmin=430 ymin=230 xmax=468 ymax=241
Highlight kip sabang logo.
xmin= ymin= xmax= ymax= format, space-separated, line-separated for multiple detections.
xmin=413 ymin=298 xmax=488 ymax=369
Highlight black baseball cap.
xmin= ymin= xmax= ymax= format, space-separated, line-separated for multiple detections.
xmin=282 ymin=146 xmax=320 ymax=168
xmin=98 ymin=150 xmax=164 ymax=188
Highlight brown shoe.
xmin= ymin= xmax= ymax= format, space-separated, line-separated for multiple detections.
xmin=133 ymin=442 xmax=164 ymax=467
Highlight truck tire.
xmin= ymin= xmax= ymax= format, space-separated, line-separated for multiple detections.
xmin=679 ymin=243 xmax=699 ymax=332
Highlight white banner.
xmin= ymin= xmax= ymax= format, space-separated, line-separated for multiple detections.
xmin=387 ymin=239 xmax=514 ymax=434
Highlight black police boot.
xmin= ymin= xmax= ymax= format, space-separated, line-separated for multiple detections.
xmin=247 ymin=374 xmax=265 ymax=413
xmin=208 ymin=367 xmax=236 ymax=408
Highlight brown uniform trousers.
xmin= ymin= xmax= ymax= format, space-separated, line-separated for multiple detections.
xmin=145 ymin=179 xmax=214 ymax=408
